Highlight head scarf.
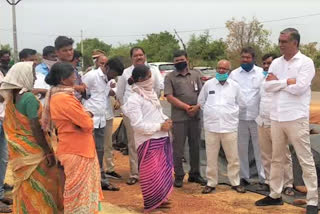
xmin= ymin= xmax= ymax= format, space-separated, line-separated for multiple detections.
xmin=132 ymin=77 xmax=161 ymax=108
xmin=0 ymin=62 xmax=34 ymax=102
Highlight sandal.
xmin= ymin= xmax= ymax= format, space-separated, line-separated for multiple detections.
xmin=283 ymin=187 xmax=295 ymax=196
xmin=0 ymin=201 xmax=12 ymax=213
xmin=126 ymin=177 xmax=138 ymax=185
xmin=101 ymin=183 xmax=120 ymax=191
xmin=0 ymin=197 xmax=13 ymax=205
xmin=202 ymin=186 xmax=215 ymax=194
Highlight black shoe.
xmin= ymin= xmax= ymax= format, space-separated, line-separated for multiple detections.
xmin=257 ymin=183 xmax=270 ymax=192
xmin=240 ymin=178 xmax=250 ymax=186
xmin=101 ymin=182 xmax=120 ymax=191
xmin=106 ymin=171 xmax=122 ymax=180
xmin=255 ymin=196 xmax=284 ymax=206
xmin=231 ymin=185 xmax=246 ymax=193
xmin=126 ymin=177 xmax=138 ymax=185
xmin=174 ymin=178 xmax=183 ymax=188
xmin=306 ymin=205 xmax=318 ymax=214
xmin=188 ymin=175 xmax=207 ymax=186
xmin=202 ymin=186 xmax=215 ymax=194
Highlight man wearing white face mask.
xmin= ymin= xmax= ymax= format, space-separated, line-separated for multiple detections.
xmin=116 ymin=46 xmax=162 ymax=185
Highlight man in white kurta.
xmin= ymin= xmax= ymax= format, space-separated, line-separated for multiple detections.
xmin=255 ymin=28 xmax=318 ymax=214
xmin=198 ymin=60 xmax=246 ymax=194
xmin=229 ymin=47 xmax=265 ymax=184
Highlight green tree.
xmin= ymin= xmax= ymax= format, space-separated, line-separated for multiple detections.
xmin=109 ymin=44 xmax=133 ymax=68
xmin=136 ymin=31 xmax=180 ymax=62
xmin=187 ymin=32 xmax=227 ymax=67
xmin=225 ymin=17 xmax=271 ymax=67
xmin=300 ymin=42 xmax=320 ymax=68
xmin=0 ymin=44 xmax=12 ymax=52
xmin=76 ymin=38 xmax=111 ymax=68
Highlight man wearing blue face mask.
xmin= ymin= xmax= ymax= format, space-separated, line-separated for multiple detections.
xmin=198 ymin=60 xmax=246 ymax=194
xmin=229 ymin=47 xmax=265 ymax=186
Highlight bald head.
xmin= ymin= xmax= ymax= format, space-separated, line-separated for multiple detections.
xmin=217 ymin=60 xmax=231 ymax=71
xmin=96 ymin=55 xmax=108 ymax=69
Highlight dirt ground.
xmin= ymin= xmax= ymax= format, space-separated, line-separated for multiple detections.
xmin=4 ymin=93 xmax=320 ymax=214
xmin=99 ymin=150 xmax=306 ymax=214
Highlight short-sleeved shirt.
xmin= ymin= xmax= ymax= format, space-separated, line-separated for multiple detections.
xmin=164 ymin=69 xmax=202 ymax=122
xmin=15 ymin=92 xmax=40 ymax=119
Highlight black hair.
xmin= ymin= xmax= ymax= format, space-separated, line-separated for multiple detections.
xmin=0 ymin=50 xmax=11 ymax=58
xmin=19 ymin=48 xmax=37 ymax=61
xmin=262 ymin=53 xmax=278 ymax=61
xmin=241 ymin=47 xmax=255 ymax=59
xmin=280 ymin=28 xmax=300 ymax=47
xmin=54 ymin=36 xmax=74 ymax=50
xmin=45 ymin=62 xmax=75 ymax=86
xmin=130 ymin=46 xmax=145 ymax=58
xmin=128 ymin=64 xmax=150 ymax=85
xmin=105 ymin=57 xmax=124 ymax=76
xmin=173 ymin=50 xmax=188 ymax=59
xmin=72 ymin=50 xmax=82 ymax=61
xmin=42 ymin=46 xmax=55 ymax=57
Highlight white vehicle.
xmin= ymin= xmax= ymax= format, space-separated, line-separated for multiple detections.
xmin=149 ymin=62 xmax=175 ymax=78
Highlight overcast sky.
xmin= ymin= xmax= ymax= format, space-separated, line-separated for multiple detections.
xmin=0 ymin=0 xmax=319 ymax=52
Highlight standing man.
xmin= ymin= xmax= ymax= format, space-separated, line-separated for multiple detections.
xmin=33 ymin=46 xmax=57 ymax=103
xmin=82 ymin=56 xmax=124 ymax=190
xmin=255 ymin=28 xmax=318 ymax=214
xmin=198 ymin=60 xmax=246 ymax=194
xmin=0 ymin=50 xmax=11 ymax=76
xmin=229 ymin=47 xmax=265 ymax=185
xmin=54 ymin=36 xmax=87 ymax=100
xmin=256 ymin=53 xmax=294 ymax=194
xmin=19 ymin=48 xmax=38 ymax=64
xmin=116 ymin=46 xmax=162 ymax=185
xmin=164 ymin=50 xmax=206 ymax=188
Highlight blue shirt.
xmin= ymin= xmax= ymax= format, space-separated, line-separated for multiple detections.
xmin=35 ymin=63 xmax=49 ymax=76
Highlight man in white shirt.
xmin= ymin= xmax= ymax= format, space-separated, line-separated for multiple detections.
xmin=33 ymin=46 xmax=57 ymax=104
xmin=229 ymin=47 xmax=265 ymax=185
xmin=255 ymin=28 xmax=318 ymax=214
xmin=116 ymin=47 xmax=162 ymax=185
xmin=256 ymin=53 xmax=294 ymax=194
xmin=82 ymin=57 xmax=124 ymax=191
xmin=198 ymin=60 xmax=246 ymax=194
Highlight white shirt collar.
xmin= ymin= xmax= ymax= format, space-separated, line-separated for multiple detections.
xmin=240 ymin=65 xmax=258 ymax=73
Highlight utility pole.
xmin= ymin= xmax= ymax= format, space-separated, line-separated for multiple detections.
xmin=6 ymin=0 xmax=22 ymax=62
xmin=80 ymin=29 xmax=84 ymax=69
xmin=174 ymin=29 xmax=187 ymax=52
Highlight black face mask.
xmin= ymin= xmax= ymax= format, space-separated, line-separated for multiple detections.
xmin=174 ymin=61 xmax=188 ymax=71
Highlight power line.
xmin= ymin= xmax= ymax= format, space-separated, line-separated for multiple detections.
xmin=0 ymin=12 xmax=319 ymax=38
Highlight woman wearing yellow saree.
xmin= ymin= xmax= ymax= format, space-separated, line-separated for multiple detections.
xmin=0 ymin=62 xmax=63 ymax=214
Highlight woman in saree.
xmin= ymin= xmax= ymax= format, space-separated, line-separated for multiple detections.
xmin=0 ymin=62 xmax=63 ymax=213
xmin=42 ymin=62 xmax=103 ymax=214
xmin=121 ymin=65 xmax=173 ymax=213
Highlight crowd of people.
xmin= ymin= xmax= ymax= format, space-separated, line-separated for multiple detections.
xmin=0 ymin=27 xmax=318 ymax=214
